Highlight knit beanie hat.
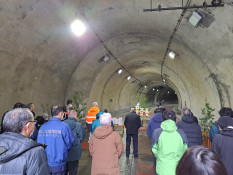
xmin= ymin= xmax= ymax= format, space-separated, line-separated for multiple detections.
xmin=218 ymin=116 xmax=233 ymax=129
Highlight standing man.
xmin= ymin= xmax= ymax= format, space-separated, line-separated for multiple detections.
xmin=211 ymin=116 xmax=233 ymax=175
xmin=176 ymin=108 xmax=202 ymax=147
xmin=0 ymin=108 xmax=50 ymax=174
xmin=147 ymin=108 xmax=163 ymax=175
xmin=27 ymin=103 xmax=35 ymax=117
xmin=124 ymin=109 xmax=141 ymax=158
xmin=86 ymin=102 xmax=100 ymax=141
xmin=67 ymin=99 xmax=73 ymax=112
xmin=37 ymin=105 xmax=74 ymax=175
xmin=64 ymin=110 xmax=85 ymax=175
xmin=151 ymin=110 xmax=188 ymax=175
xmin=89 ymin=113 xmax=123 ymax=175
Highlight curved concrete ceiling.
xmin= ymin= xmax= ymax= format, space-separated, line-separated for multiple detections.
xmin=0 ymin=0 xmax=232 ymax=118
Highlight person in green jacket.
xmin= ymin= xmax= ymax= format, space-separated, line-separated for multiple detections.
xmin=151 ymin=110 xmax=188 ymax=175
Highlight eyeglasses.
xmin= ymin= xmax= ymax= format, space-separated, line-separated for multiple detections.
xmin=25 ymin=120 xmax=37 ymax=125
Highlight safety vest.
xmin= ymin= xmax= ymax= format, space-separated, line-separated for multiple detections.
xmin=86 ymin=106 xmax=100 ymax=124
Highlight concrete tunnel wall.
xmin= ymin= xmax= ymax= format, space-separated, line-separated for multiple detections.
xmin=0 ymin=0 xmax=233 ymax=121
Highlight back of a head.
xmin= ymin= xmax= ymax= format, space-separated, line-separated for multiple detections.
xmin=176 ymin=146 xmax=227 ymax=175
xmin=36 ymin=116 xmax=45 ymax=125
xmin=182 ymin=108 xmax=191 ymax=116
xmin=13 ymin=102 xmax=23 ymax=109
xmin=162 ymin=110 xmax=176 ymax=122
xmin=3 ymin=108 xmax=33 ymax=133
xmin=69 ymin=110 xmax=77 ymax=118
xmin=92 ymin=102 xmax=98 ymax=107
xmin=154 ymin=108 xmax=164 ymax=114
xmin=217 ymin=116 xmax=233 ymax=129
xmin=51 ymin=106 xmax=63 ymax=117
xmin=67 ymin=99 xmax=72 ymax=105
xmin=27 ymin=103 xmax=34 ymax=109
xmin=219 ymin=107 xmax=232 ymax=117
xmin=99 ymin=113 xmax=112 ymax=125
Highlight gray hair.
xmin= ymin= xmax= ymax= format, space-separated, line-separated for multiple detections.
xmin=182 ymin=108 xmax=191 ymax=116
xmin=69 ymin=110 xmax=77 ymax=118
xmin=92 ymin=102 xmax=98 ymax=107
xmin=3 ymin=108 xmax=33 ymax=133
xmin=100 ymin=113 xmax=112 ymax=125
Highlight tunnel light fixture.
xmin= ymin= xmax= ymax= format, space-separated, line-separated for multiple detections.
xmin=153 ymin=88 xmax=155 ymax=91
xmin=157 ymin=89 xmax=159 ymax=92
xmin=144 ymin=86 xmax=147 ymax=88
xmin=169 ymin=51 xmax=176 ymax=59
xmin=117 ymin=69 xmax=123 ymax=74
xmin=127 ymin=76 xmax=131 ymax=80
xmin=188 ymin=11 xmax=202 ymax=27
xmin=71 ymin=19 xmax=86 ymax=36
xmin=168 ymin=91 xmax=170 ymax=94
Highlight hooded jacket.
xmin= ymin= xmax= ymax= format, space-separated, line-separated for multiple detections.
xmin=86 ymin=106 xmax=100 ymax=124
xmin=209 ymin=121 xmax=220 ymax=142
xmin=147 ymin=113 xmax=163 ymax=140
xmin=0 ymin=132 xmax=50 ymax=175
xmin=152 ymin=120 xmax=188 ymax=175
xmin=176 ymin=115 xmax=202 ymax=147
xmin=92 ymin=111 xmax=114 ymax=134
xmin=89 ymin=125 xmax=123 ymax=175
xmin=212 ymin=126 xmax=233 ymax=175
xmin=63 ymin=117 xmax=85 ymax=161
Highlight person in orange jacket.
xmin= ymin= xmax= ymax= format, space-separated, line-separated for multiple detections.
xmin=86 ymin=102 xmax=100 ymax=142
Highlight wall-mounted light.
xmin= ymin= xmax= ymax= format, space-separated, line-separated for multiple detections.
xmin=188 ymin=11 xmax=202 ymax=27
xmin=168 ymin=91 xmax=170 ymax=94
xmin=157 ymin=89 xmax=159 ymax=92
xmin=169 ymin=51 xmax=176 ymax=59
xmin=127 ymin=76 xmax=131 ymax=80
xmin=153 ymin=88 xmax=155 ymax=91
xmin=71 ymin=19 xmax=86 ymax=36
xmin=144 ymin=86 xmax=147 ymax=88
xmin=103 ymin=55 xmax=110 ymax=62
xmin=117 ymin=69 xmax=123 ymax=74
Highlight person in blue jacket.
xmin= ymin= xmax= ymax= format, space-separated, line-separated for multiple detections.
xmin=92 ymin=110 xmax=114 ymax=134
xmin=209 ymin=107 xmax=232 ymax=142
xmin=147 ymin=108 xmax=163 ymax=175
xmin=37 ymin=105 xmax=74 ymax=175
xmin=64 ymin=110 xmax=85 ymax=175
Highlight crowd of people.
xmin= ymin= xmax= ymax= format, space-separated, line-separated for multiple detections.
xmin=0 ymin=101 xmax=233 ymax=175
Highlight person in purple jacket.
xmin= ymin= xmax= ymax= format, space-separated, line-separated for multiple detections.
xmin=147 ymin=108 xmax=164 ymax=175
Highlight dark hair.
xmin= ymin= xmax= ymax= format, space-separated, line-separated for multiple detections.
xmin=103 ymin=109 xmax=108 ymax=113
xmin=219 ymin=107 xmax=232 ymax=117
xmin=162 ymin=110 xmax=176 ymax=122
xmin=13 ymin=102 xmax=23 ymax=109
xmin=51 ymin=106 xmax=63 ymax=117
xmin=67 ymin=99 xmax=72 ymax=105
xmin=35 ymin=116 xmax=44 ymax=130
xmin=3 ymin=108 xmax=33 ymax=133
xmin=176 ymin=146 xmax=227 ymax=175
xmin=154 ymin=108 xmax=162 ymax=114
xmin=63 ymin=105 xmax=68 ymax=112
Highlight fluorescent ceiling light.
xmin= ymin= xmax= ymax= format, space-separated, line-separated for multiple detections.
xmin=71 ymin=20 xmax=86 ymax=36
xmin=188 ymin=11 xmax=202 ymax=27
xmin=117 ymin=69 xmax=123 ymax=74
xmin=169 ymin=51 xmax=176 ymax=59
xmin=127 ymin=76 xmax=131 ymax=80
xmin=144 ymin=86 xmax=147 ymax=88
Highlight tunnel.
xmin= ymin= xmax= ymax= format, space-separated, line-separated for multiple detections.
xmin=0 ymin=0 xmax=233 ymax=120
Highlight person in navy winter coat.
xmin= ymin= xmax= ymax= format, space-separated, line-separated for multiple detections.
xmin=64 ymin=110 xmax=85 ymax=175
xmin=147 ymin=108 xmax=163 ymax=175
xmin=176 ymin=108 xmax=202 ymax=147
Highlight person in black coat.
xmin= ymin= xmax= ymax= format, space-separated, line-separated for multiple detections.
xmin=124 ymin=109 xmax=141 ymax=158
xmin=211 ymin=116 xmax=233 ymax=175
xmin=176 ymin=108 xmax=202 ymax=147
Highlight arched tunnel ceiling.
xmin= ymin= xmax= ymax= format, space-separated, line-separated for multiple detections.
xmin=0 ymin=0 xmax=233 ymax=118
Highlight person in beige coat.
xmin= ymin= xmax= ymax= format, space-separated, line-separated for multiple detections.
xmin=89 ymin=112 xmax=123 ymax=175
